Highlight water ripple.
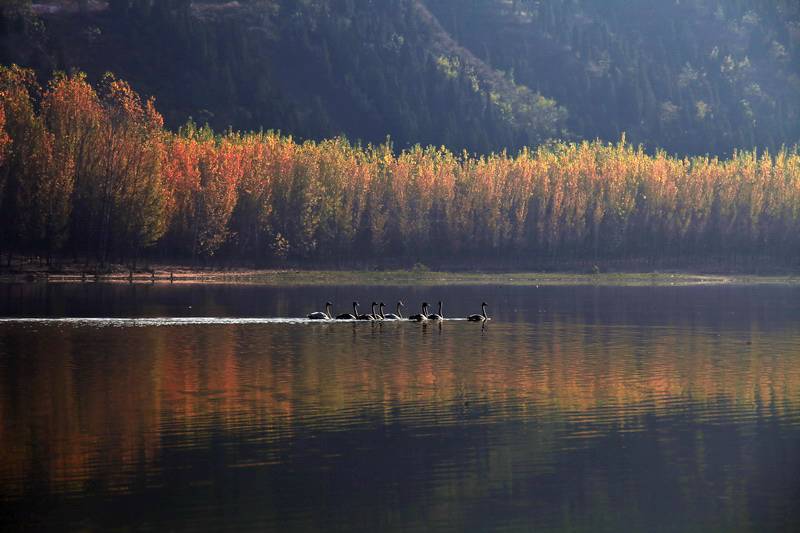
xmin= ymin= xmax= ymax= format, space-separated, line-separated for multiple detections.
xmin=1 ymin=284 xmax=799 ymax=531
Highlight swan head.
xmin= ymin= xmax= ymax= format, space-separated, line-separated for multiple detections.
xmin=379 ymin=302 xmax=385 ymax=308
xmin=325 ymin=301 xmax=332 ymax=307
xmin=398 ymin=301 xmax=404 ymax=307
xmin=481 ymin=302 xmax=487 ymax=307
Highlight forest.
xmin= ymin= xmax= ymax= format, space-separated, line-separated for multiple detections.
xmin=1 ymin=0 xmax=799 ymax=157
xmin=427 ymin=0 xmax=800 ymax=156
xmin=2 ymin=68 xmax=799 ymax=269
xmin=0 ymin=0 xmax=567 ymax=155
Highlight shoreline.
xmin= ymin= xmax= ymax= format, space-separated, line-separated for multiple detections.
xmin=1 ymin=265 xmax=799 ymax=286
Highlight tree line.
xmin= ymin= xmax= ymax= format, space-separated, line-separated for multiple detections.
xmin=2 ymin=68 xmax=799 ymax=268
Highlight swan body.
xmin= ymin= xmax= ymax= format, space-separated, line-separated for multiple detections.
xmin=409 ymin=302 xmax=429 ymax=322
xmin=427 ymin=301 xmax=444 ymax=320
xmin=467 ymin=302 xmax=490 ymax=321
xmin=308 ymin=302 xmax=332 ymax=320
xmin=371 ymin=302 xmax=383 ymax=320
xmin=355 ymin=302 xmax=375 ymax=320
xmin=336 ymin=302 xmax=358 ymax=320
xmin=383 ymin=301 xmax=404 ymax=320
xmin=310 ymin=300 xmax=486 ymax=321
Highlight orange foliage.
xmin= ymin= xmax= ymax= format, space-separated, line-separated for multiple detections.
xmin=0 ymin=105 xmax=8 ymax=166
xmin=1 ymin=68 xmax=800 ymax=264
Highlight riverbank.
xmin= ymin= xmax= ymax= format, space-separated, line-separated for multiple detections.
xmin=1 ymin=263 xmax=798 ymax=286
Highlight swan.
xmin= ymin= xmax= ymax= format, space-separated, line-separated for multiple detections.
xmin=383 ymin=301 xmax=404 ymax=320
xmin=427 ymin=300 xmax=444 ymax=320
xmin=308 ymin=302 xmax=332 ymax=320
xmin=355 ymin=302 xmax=375 ymax=320
xmin=409 ymin=302 xmax=429 ymax=322
xmin=336 ymin=301 xmax=358 ymax=320
xmin=467 ymin=302 xmax=490 ymax=321
xmin=371 ymin=302 xmax=383 ymax=320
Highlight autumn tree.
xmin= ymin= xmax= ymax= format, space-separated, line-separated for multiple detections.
xmin=0 ymin=65 xmax=75 ymax=261
xmin=0 ymin=103 xmax=9 ymax=195
xmin=163 ymin=124 xmax=242 ymax=261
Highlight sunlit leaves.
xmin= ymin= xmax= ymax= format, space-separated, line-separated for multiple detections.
xmin=1 ymin=68 xmax=799 ymax=265
xmin=0 ymin=105 xmax=9 ymax=168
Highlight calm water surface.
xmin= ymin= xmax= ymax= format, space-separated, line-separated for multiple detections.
xmin=0 ymin=283 xmax=799 ymax=531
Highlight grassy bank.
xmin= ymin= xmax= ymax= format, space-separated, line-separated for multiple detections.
xmin=1 ymin=262 xmax=799 ymax=286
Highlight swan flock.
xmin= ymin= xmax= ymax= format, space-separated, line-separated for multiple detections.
xmin=307 ymin=301 xmax=489 ymax=322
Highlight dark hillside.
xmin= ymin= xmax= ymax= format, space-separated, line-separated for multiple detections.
xmin=427 ymin=0 xmax=800 ymax=156
xmin=0 ymin=0 xmax=566 ymax=153
xmin=1 ymin=0 xmax=799 ymax=155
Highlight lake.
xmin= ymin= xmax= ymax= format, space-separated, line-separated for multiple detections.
xmin=1 ymin=282 xmax=799 ymax=531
